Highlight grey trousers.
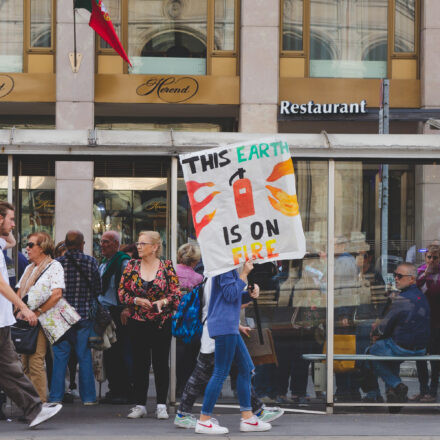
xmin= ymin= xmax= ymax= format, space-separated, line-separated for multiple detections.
xmin=0 ymin=326 xmax=42 ymax=420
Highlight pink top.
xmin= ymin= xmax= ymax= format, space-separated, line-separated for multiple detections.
xmin=176 ymin=264 xmax=203 ymax=292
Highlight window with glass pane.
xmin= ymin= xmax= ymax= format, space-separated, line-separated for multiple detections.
xmin=395 ymin=0 xmax=415 ymax=52
xmin=93 ymin=178 xmax=168 ymax=259
xmin=332 ymin=161 xmax=416 ymax=404
xmin=30 ymin=0 xmax=52 ymax=48
xmin=310 ymin=0 xmax=388 ymax=78
xmin=128 ymin=0 xmax=207 ymax=74
xmin=100 ymin=0 xmax=121 ymax=49
xmin=214 ymin=0 xmax=235 ymax=51
xmin=282 ymin=0 xmax=303 ymax=51
xmin=0 ymin=0 xmax=23 ymax=72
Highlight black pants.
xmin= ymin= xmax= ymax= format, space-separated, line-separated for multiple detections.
xmin=104 ymin=307 xmax=132 ymax=398
xmin=128 ymin=318 xmax=172 ymax=405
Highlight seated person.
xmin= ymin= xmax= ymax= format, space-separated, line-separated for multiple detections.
xmin=366 ymin=263 xmax=430 ymax=403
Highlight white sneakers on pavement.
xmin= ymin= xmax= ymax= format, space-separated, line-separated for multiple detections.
xmin=156 ymin=404 xmax=169 ymax=419
xmin=240 ymin=415 xmax=272 ymax=432
xmin=29 ymin=403 xmax=62 ymax=428
xmin=257 ymin=406 xmax=284 ymax=423
xmin=127 ymin=405 xmax=147 ymax=419
xmin=195 ymin=418 xmax=229 ymax=435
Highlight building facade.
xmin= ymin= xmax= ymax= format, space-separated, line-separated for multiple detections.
xmin=2 ymin=0 xmax=440 ymax=412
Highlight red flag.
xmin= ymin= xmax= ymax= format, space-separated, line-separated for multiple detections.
xmin=75 ymin=0 xmax=132 ymax=66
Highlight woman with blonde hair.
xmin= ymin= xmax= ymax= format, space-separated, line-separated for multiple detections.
xmin=16 ymin=232 xmax=66 ymax=402
xmin=119 ymin=230 xmax=181 ymax=420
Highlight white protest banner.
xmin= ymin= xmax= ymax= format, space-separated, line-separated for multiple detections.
xmin=179 ymin=138 xmax=306 ymax=277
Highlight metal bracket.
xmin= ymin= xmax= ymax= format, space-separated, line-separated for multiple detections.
xmin=69 ymin=53 xmax=83 ymax=73
xmin=88 ymin=128 xmax=97 ymax=147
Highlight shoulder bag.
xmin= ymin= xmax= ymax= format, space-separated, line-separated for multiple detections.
xmin=11 ymin=263 xmax=53 ymax=355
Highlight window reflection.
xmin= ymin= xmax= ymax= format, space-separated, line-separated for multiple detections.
xmin=282 ymin=0 xmax=303 ymax=51
xmin=0 ymin=0 xmax=23 ymax=72
xmin=128 ymin=0 xmax=207 ymax=74
xmin=214 ymin=0 xmax=235 ymax=51
xmin=30 ymin=0 xmax=52 ymax=48
xmin=395 ymin=0 xmax=415 ymax=52
xmin=99 ymin=0 xmax=121 ymax=49
xmin=310 ymin=0 xmax=388 ymax=78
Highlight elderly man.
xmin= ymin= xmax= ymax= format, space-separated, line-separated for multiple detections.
xmin=98 ymin=231 xmax=131 ymax=405
xmin=50 ymin=230 xmax=101 ymax=405
xmin=368 ymin=263 xmax=430 ymax=403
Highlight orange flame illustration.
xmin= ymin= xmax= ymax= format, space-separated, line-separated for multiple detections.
xmin=266 ymin=185 xmax=299 ymax=217
xmin=266 ymin=159 xmax=294 ymax=182
xmin=186 ymin=180 xmax=220 ymax=237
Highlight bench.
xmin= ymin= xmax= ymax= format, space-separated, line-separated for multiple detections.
xmin=303 ymin=354 xmax=440 ymax=361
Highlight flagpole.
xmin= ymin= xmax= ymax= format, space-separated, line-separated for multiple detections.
xmin=73 ymin=0 xmax=77 ymax=70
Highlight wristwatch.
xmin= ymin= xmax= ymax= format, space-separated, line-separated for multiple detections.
xmin=163 ymin=298 xmax=168 ymax=306
xmin=134 ymin=297 xmax=137 ymax=306
xmin=37 ymin=307 xmax=43 ymax=314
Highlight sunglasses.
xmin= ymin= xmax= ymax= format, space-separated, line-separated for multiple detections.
xmin=25 ymin=242 xmax=37 ymax=249
xmin=135 ymin=242 xmax=153 ymax=247
xmin=426 ymin=255 xmax=439 ymax=260
xmin=393 ymin=272 xmax=412 ymax=280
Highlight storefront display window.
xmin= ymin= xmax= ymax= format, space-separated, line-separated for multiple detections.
xmin=0 ymin=0 xmax=24 ymax=72
xmin=128 ymin=0 xmax=207 ymax=75
xmin=310 ymin=0 xmax=388 ymax=78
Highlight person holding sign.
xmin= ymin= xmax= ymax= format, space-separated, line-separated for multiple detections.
xmin=195 ymin=260 xmax=272 ymax=435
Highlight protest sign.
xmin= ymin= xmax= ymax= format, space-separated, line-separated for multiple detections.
xmin=179 ymin=138 xmax=306 ymax=277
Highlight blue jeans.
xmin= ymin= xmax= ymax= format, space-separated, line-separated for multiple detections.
xmin=201 ymin=334 xmax=254 ymax=415
xmin=49 ymin=319 xmax=96 ymax=404
xmin=368 ymin=338 xmax=425 ymax=389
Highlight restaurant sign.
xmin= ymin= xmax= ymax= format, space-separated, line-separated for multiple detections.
xmin=280 ymin=99 xmax=367 ymax=116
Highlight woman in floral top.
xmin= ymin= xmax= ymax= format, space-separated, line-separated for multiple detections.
xmin=118 ymin=230 xmax=181 ymax=420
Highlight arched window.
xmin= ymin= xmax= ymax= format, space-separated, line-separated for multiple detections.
xmin=128 ymin=0 xmax=208 ymax=74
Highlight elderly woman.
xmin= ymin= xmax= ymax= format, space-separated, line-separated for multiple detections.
xmin=176 ymin=243 xmax=203 ymax=293
xmin=175 ymin=243 xmax=203 ymax=395
xmin=16 ymin=232 xmax=65 ymax=402
xmin=119 ymin=230 xmax=181 ymax=420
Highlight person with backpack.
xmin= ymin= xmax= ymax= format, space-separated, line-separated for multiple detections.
xmin=174 ymin=277 xmax=284 ymax=429
xmin=194 ymin=260 xmax=272 ymax=434
xmin=175 ymin=243 xmax=203 ymax=396
xmin=118 ymin=231 xmax=181 ymax=420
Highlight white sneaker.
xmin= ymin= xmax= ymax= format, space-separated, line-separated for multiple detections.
xmin=257 ymin=406 xmax=284 ymax=423
xmin=127 ymin=405 xmax=147 ymax=419
xmin=195 ymin=418 xmax=229 ymax=435
xmin=240 ymin=415 xmax=272 ymax=432
xmin=29 ymin=403 xmax=62 ymax=428
xmin=156 ymin=404 xmax=169 ymax=419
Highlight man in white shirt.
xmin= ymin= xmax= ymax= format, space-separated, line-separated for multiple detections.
xmin=0 ymin=201 xmax=61 ymax=428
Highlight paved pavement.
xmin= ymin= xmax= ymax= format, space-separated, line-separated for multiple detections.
xmin=1 ymin=403 xmax=440 ymax=439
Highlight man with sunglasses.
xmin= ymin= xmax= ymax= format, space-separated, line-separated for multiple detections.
xmin=367 ymin=263 xmax=430 ymax=403
xmin=410 ymin=245 xmax=440 ymax=402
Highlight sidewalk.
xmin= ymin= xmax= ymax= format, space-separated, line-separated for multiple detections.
xmin=1 ymin=403 xmax=440 ymax=439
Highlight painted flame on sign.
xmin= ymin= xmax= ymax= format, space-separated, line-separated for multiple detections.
xmin=265 ymin=159 xmax=299 ymax=217
xmin=186 ymin=180 xmax=220 ymax=237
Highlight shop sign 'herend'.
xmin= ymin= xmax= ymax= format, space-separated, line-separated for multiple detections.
xmin=179 ymin=139 xmax=306 ymax=277
xmin=0 ymin=75 xmax=14 ymax=99
xmin=136 ymin=77 xmax=199 ymax=103
xmin=280 ymin=99 xmax=367 ymax=115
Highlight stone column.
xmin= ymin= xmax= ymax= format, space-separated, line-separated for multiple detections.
xmin=56 ymin=1 xmax=94 ymax=129
xmin=415 ymin=0 xmax=440 ymax=248
xmin=55 ymin=162 xmax=94 ymax=256
xmin=239 ymin=0 xmax=279 ymax=133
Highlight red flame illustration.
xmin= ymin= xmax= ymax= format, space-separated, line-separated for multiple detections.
xmin=186 ymin=180 xmax=220 ymax=237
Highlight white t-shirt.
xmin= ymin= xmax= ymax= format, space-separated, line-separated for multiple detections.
xmin=16 ymin=260 xmax=65 ymax=295
xmin=0 ymin=238 xmax=16 ymax=328
xmin=200 ymin=277 xmax=215 ymax=354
